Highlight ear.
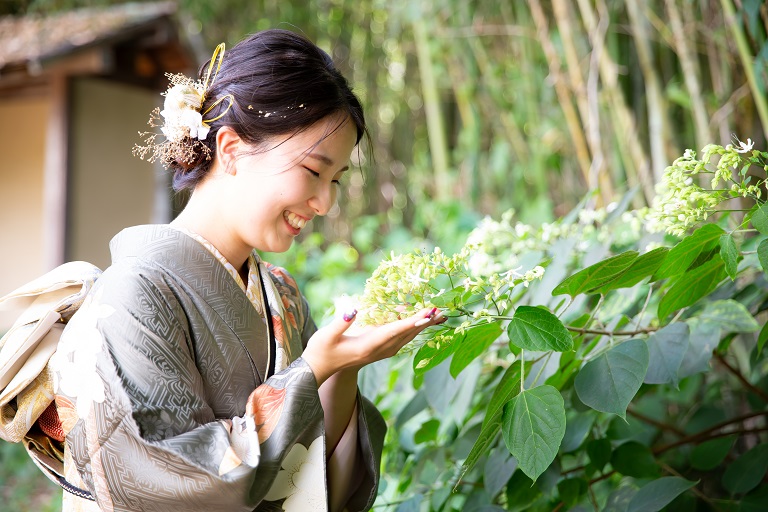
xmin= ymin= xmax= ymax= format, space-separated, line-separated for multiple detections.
xmin=215 ymin=126 xmax=241 ymax=175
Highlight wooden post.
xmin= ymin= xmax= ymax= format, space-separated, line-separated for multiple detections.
xmin=42 ymin=72 xmax=69 ymax=269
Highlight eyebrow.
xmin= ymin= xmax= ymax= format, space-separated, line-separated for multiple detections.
xmin=306 ymin=152 xmax=349 ymax=173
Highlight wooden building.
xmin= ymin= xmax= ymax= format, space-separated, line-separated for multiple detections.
xmin=0 ymin=2 xmax=198 ymax=330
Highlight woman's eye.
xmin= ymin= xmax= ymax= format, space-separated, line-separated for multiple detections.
xmin=304 ymin=167 xmax=320 ymax=178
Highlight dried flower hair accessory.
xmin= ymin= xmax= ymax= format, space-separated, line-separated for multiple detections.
xmin=133 ymin=43 xmax=235 ymax=167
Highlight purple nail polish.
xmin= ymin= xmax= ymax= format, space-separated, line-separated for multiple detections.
xmin=426 ymin=307 xmax=438 ymax=319
xmin=343 ymin=309 xmax=357 ymax=322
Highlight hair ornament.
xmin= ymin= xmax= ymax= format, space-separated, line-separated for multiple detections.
xmin=133 ymin=43 xmax=234 ymax=168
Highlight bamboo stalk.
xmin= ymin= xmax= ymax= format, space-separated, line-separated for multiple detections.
xmin=552 ymin=0 xmax=613 ymax=202
xmin=721 ymin=0 xmax=768 ymax=142
xmin=665 ymin=0 xmax=713 ymax=151
xmin=575 ymin=0 xmax=655 ymax=204
xmin=527 ymin=0 xmax=593 ymax=192
xmin=413 ymin=18 xmax=451 ymax=200
xmin=627 ymin=0 xmax=669 ymax=181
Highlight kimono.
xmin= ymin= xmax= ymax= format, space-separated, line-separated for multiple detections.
xmin=51 ymin=224 xmax=386 ymax=512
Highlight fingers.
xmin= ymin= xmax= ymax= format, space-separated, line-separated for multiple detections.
xmin=325 ymin=306 xmax=359 ymax=338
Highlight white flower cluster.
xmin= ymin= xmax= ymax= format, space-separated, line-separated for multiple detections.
xmin=645 ymin=140 xmax=766 ymax=236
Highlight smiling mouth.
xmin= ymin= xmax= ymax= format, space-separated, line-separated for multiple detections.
xmin=283 ymin=211 xmax=307 ymax=230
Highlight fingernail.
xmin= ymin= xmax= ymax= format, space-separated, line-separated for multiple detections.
xmin=426 ymin=307 xmax=438 ymax=319
xmin=343 ymin=309 xmax=357 ymax=322
xmin=414 ymin=317 xmax=430 ymax=327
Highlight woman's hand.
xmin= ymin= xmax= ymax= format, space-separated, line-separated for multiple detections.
xmin=301 ymin=307 xmax=445 ymax=386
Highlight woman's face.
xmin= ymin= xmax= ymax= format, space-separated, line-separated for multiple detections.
xmin=224 ymin=116 xmax=358 ymax=254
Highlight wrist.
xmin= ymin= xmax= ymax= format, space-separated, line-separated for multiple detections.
xmin=301 ymin=350 xmax=332 ymax=387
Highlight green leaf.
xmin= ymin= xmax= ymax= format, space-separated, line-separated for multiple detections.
xmin=450 ymin=322 xmax=502 ymax=378
xmin=414 ymin=419 xmax=440 ymax=444
xmin=461 ymin=420 xmax=501 ymax=478
xmin=603 ymin=486 xmax=638 ymax=512
xmin=574 ymin=339 xmax=649 ymax=419
xmin=592 ymin=247 xmax=669 ymax=293
xmin=552 ymin=251 xmax=639 ymax=297
xmin=557 ymin=478 xmax=587 ymax=507
xmin=758 ymin=322 xmax=768 ymax=359
xmin=626 ymin=477 xmax=698 ymax=512
xmin=413 ymin=330 xmax=461 ymax=376
xmin=502 ymin=385 xmax=566 ymax=482
xmin=722 ymin=443 xmax=768 ymax=494
xmin=678 ymin=319 xmax=720 ymax=378
xmin=719 ymin=234 xmax=739 ymax=280
xmin=751 ymin=202 xmax=768 ymax=234
xmin=428 ymin=288 xmax=463 ymax=308
xmin=657 ymin=257 xmax=727 ymax=322
xmin=690 ymin=435 xmax=736 ymax=470
xmin=483 ymin=446 xmax=517 ymax=499
xmin=586 ymin=438 xmax=612 ymax=471
xmin=484 ymin=361 xmax=527 ymax=429
xmin=697 ymin=299 xmax=760 ymax=333
xmin=654 ymin=224 xmax=725 ymax=280
xmin=462 ymin=361 xmax=526 ymax=475
xmin=505 ymin=471 xmax=541 ymax=510
xmin=611 ymin=441 xmax=660 ymax=478
xmin=758 ymin=239 xmax=768 ymax=273
xmin=507 ymin=306 xmax=573 ymax=352
xmin=644 ymin=323 xmax=689 ymax=388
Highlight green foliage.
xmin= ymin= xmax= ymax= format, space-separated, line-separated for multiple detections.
xmin=365 ymin=142 xmax=768 ymax=511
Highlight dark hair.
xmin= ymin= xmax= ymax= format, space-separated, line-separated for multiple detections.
xmin=170 ymin=29 xmax=367 ymax=191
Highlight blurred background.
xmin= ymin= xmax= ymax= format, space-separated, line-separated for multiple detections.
xmin=0 ymin=0 xmax=766 ymax=509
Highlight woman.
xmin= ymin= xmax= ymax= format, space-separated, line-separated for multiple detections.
xmin=53 ymin=29 xmax=444 ymax=512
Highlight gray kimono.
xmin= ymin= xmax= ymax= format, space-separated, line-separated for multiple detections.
xmin=52 ymin=225 xmax=385 ymax=512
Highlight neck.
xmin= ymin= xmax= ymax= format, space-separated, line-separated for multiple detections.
xmin=171 ymin=188 xmax=251 ymax=271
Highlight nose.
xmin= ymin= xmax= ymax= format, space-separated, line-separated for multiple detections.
xmin=308 ymin=182 xmax=337 ymax=216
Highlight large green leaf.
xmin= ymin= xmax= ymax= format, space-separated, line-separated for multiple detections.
xmin=592 ymin=247 xmax=669 ymax=294
xmin=722 ymin=443 xmax=768 ymax=494
xmin=501 ymin=385 xmax=566 ymax=482
xmin=644 ymin=323 xmax=689 ymax=388
xmin=653 ymin=224 xmax=725 ymax=280
xmin=751 ymin=202 xmax=768 ymax=234
xmin=507 ymin=306 xmax=573 ymax=352
xmin=552 ymin=251 xmax=639 ymax=297
xmin=450 ymin=322 xmax=502 ymax=377
xmin=626 ymin=477 xmax=698 ymax=512
xmin=697 ymin=299 xmax=760 ymax=333
xmin=657 ymin=257 xmax=727 ymax=322
xmin=719 ymin=234 xmax=739 ymax=280
xmin=758 ymin=238 xmax=768 ymax=274
xmin=611 ymin=441 xmax=660 ymax=478
xmin=574 ymin=339 xmax=649 ymax=418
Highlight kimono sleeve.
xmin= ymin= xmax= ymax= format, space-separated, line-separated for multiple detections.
xmin=292 ymin=274 xmax=388 ymax=512
xmin=53 ymin=265 xmax=325 ymax=512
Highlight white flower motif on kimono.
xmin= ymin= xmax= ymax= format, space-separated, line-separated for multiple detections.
xmin=50 ymin=288 xmax=114 ymax=419
xmin=264 ymin=436 xmax=327 ymax=511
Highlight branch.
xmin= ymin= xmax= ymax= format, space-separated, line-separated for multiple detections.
xmin=563 ymin=412 xmax=768 ymax=477
xmin=627 ymin=408 xmax=686 ymax=437
xmin=566 ymin=326 xmax=658 ymax=336
xmin=714 ymin=353 xmax=768 ymax=403
xmin=653 ymin=412 xmax=768 ymax=454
